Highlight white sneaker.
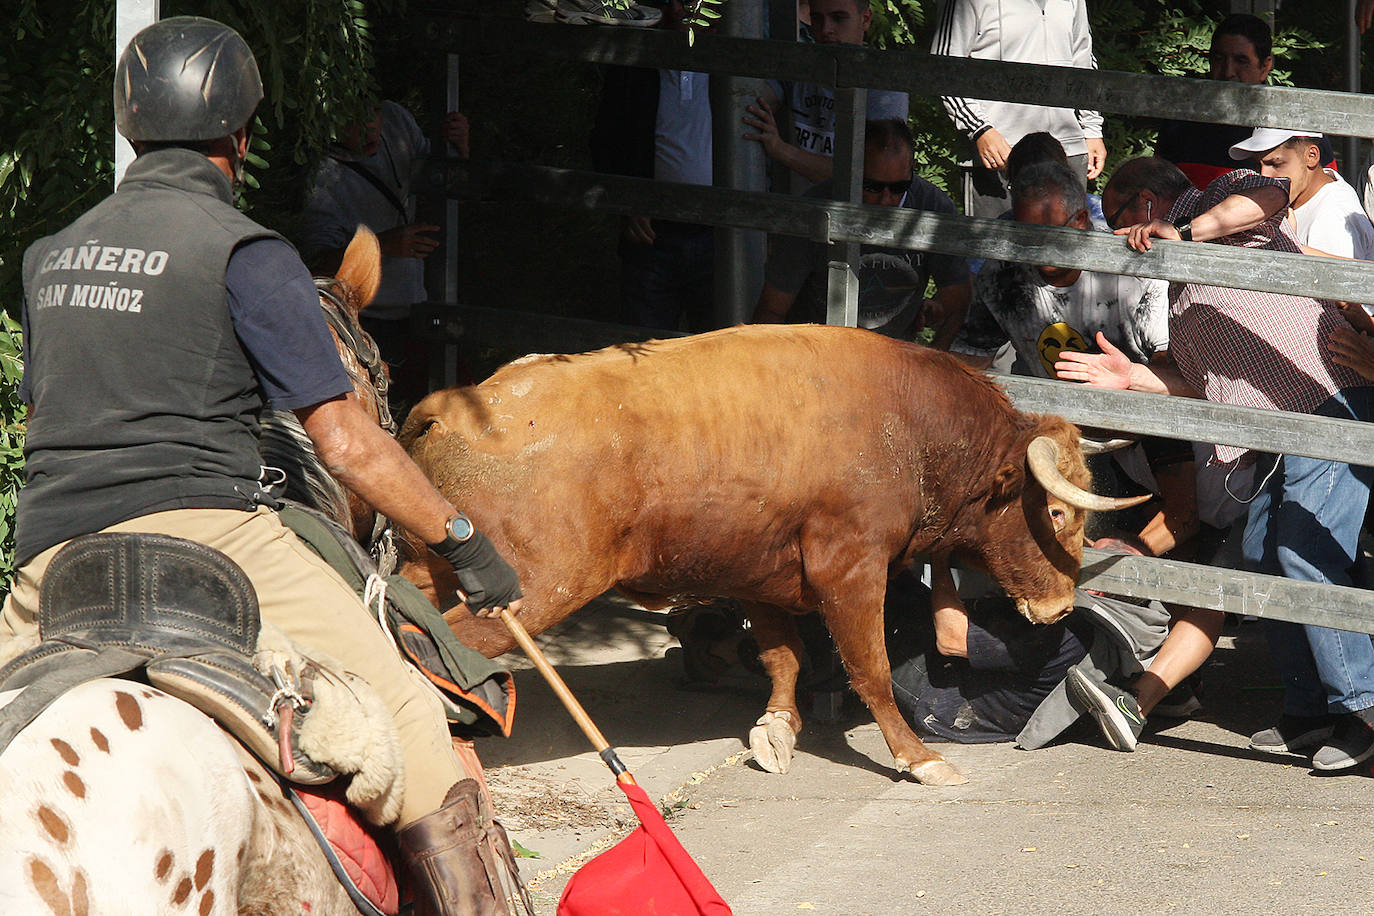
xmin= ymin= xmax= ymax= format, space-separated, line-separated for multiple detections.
xmin=556 ymin=0 xmax=663 ymax=27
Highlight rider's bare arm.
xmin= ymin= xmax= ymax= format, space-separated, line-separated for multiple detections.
xmin=296 ymin=394 xmax=524 ymax=615
xmin=298 ymin=394 xmax=454 ymax=544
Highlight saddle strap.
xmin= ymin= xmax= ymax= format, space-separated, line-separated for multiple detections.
xmin=0 ymin=647 xmax=146 ymax=756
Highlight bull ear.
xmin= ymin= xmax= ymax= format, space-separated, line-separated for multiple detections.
xmin=991 ymin=462 xmax=1023 ymax=504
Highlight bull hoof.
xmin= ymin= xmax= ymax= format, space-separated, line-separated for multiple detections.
xmin=749 ymin=711 xmax=796 ymax=774
xmin=906 ymin=759 xmax=968 ymax=786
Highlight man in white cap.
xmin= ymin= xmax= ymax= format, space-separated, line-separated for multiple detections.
xmin=1229 ymin=127 xmax=1374 ymax=267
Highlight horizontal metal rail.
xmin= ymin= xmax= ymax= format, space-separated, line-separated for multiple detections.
xmin=424 ymin=18 xmax=1374 ymax=137
xmin=1080 ymin=549 xmax=1374 ymax=634
xmin=996 ymin=374 xmax=1374 ymax=466
xmin=428 ymin=161 xmax=1374 ymax=306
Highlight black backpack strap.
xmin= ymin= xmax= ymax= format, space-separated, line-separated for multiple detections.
xmin=339 ymin=159 xmax=409 ymax=223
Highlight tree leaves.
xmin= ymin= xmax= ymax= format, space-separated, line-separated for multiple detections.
xmin=0 ymin=0 xmax=398 ymax=593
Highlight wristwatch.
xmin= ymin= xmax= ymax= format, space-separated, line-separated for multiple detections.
xmin=1173 ymin=221 xmax=1193 ymax=242
xmin=434 ymin=513 xmax=475 ymax=552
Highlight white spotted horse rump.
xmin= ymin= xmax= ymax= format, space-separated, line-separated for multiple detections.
xmin=0 ymin=678 xmax=355 ymax=916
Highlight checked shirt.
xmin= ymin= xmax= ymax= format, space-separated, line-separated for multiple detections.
xmin=1165 ymin=169 xmax=1370 ymax=463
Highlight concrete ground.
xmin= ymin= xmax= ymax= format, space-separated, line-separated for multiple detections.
xmin=478 ymin=597 xmax=1374 ymax=916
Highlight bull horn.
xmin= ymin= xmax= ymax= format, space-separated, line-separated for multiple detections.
xmin=1078 ymin=435 xmax=1137 ymax=455
xmin=1026 ymin=436 xmax=1152 ymax=512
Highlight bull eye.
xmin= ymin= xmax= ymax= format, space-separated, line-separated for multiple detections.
xmin=1049 ymin=505 xmax=1068 ymax=532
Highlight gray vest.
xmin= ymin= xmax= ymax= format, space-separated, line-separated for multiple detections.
xmin=18 ymin=149 xmax=280 ymax=565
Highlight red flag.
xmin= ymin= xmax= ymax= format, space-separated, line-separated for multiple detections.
xmin=558 ymin=780 xmax=733 ymax=916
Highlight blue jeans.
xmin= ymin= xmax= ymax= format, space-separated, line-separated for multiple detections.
xmin=1241 ymin=387 xmax=1374 ymax=717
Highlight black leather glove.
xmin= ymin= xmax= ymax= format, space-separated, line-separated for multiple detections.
xmin=432 ymin=529 xmax=523 ymax=616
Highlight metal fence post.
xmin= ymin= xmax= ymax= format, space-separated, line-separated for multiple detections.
xmin=420 ymin=52 xmax=465 ymax=390
xmin=114 ymin=0 xmax=159 ymax=187
xmin=1346 ymin=0 xmax=1362 ymax=176
xmin=825 ymin=87 xmax=865 ymax=328
xmin=711 ymin=0 xmax=769 ymax=328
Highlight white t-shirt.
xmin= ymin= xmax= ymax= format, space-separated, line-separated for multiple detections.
xmin=952 ymin=261 xmax=1170 ymax=379
xmin=654 ymin=70 xmax=712 ymax=187
xmin=1291 ymin=169 xmax=1374 ymax=261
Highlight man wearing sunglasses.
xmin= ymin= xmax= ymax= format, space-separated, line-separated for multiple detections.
xmin=752 ymin=119 xmax=970 ymax=347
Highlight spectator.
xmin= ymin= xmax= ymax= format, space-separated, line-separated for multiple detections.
xmin=1229 ymin=128 xmax=1374 ymax=263
xmin=1230 ymin=128 xmax=1374 ymax=334
xmin=1155 ymin=14 xmax=1280 ymax=189
xmin=1057 ymin=156 xmax=1374 ymax=771
xmin=966 ymin=131 xmax=1108 ymax=276
xmin=951 ymin=158 xmax=1198 ymax=583
xmin=950 ymin=162 xmax=1168 ymax=379
xmin=888 ymin=552 xmax=1171 ymax=747
xmin=298 ymin=101 xmax=467 ymax=405
xmin=752 ymin=119 xmax=971 ymax=347
xmin=931 ymin=0 xmax=1105 ymax=219
xmin=1230 ymin=123 xmax=1374 ymax=321
xmin=743 ymin=0 xmax=909 ymax=188
xmin=591 ymin=0 xmax=715 ymax=332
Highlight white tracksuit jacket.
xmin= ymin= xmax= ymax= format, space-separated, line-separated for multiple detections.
xmin=931 ymin=0 xmax=1104 ymax=158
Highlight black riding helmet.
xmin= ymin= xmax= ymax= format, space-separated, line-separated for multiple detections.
xmin=115 ymin=16 xmax=263 ymax=143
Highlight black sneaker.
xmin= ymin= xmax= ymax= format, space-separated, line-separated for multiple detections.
xmin=1248 ymin=714 xmax=1335 ymax=754
xmin=1066 ymin=665 xmax=1145 ymax=752
xmin=1311 ymin=713 xmax=1374 ymax=771
xmin=1152 ymin=675 xmax=1203 ymax=718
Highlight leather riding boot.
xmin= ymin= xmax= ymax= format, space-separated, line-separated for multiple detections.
xmin=396 ymin=779 xmax=512 ymax=916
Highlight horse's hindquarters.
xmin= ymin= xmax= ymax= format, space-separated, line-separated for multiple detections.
xmin=0 ymin=679 xmax=350 ymax=915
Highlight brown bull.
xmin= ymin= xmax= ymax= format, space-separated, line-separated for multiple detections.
xmin=399 ymin=325 xmax=1136 ymax=785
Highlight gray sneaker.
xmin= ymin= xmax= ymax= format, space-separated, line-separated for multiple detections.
xmin=1248 ymin=714 xmax=1335 ymax=754
xmin=1152 ymin=678 xmax=1202 ymax=718
xmin=1310 ymin=713 xmax=1374 ymax=771
xmin=1066 ymin=665 xmax=1145 ymax=752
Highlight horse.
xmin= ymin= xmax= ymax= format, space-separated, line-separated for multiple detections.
xmin=0 ymin=228 xmax=408 ymax=915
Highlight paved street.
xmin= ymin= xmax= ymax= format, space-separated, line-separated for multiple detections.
xmin=480 ymin=598 xmax=1374 ymax=915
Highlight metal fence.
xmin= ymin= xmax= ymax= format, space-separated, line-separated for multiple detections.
xmin=420 ymin=11 xmax=1374 ymax=633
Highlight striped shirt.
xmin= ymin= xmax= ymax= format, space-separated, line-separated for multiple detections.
xmin=1166 ymin=169 xmax=1370 ymax=463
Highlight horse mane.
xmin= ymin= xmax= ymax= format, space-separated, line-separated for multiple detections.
xmin=259 ymin=405 xmax=353 ymax=528
xmin=258 ymin=230 xmax=392 ymax=550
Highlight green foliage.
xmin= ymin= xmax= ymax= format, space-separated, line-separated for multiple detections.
xmin=683 ymin=0 xmax=726 ymax=45
xmin=0 ymin=314 xmax=24 ymax=597
xmin=0 ymin=0 xmax=397 ymax=590
xmin=868 ymin=0 xmax=927 ymax=49
xmin=1 ymin=1 xmax=118 ymax=309
xmin=2 ymin=1 xmax=394 ymax=312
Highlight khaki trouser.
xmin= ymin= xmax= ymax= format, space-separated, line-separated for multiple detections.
xmin=0 ymin=506 xmax=461 ymax=827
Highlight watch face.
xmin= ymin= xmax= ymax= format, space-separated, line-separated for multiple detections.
xmin=447 ymin=514 xmax=475 ymax=542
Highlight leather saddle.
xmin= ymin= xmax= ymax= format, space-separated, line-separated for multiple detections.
xmin=0 ymin=531 xmax=333 ymax=782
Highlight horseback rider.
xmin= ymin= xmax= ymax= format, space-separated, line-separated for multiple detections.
xmin=1 ymin=16 xmax=522 ymax=914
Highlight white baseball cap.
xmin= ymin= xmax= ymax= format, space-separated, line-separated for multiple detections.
xmin=1229 ymin=127 xmax=1325 ymax=160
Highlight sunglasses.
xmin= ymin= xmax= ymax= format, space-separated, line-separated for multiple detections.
xmin=862 ymin=177 xmax=911 ymax=196
xmin=1106 ymin=191 xmax=1152 ymax=230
